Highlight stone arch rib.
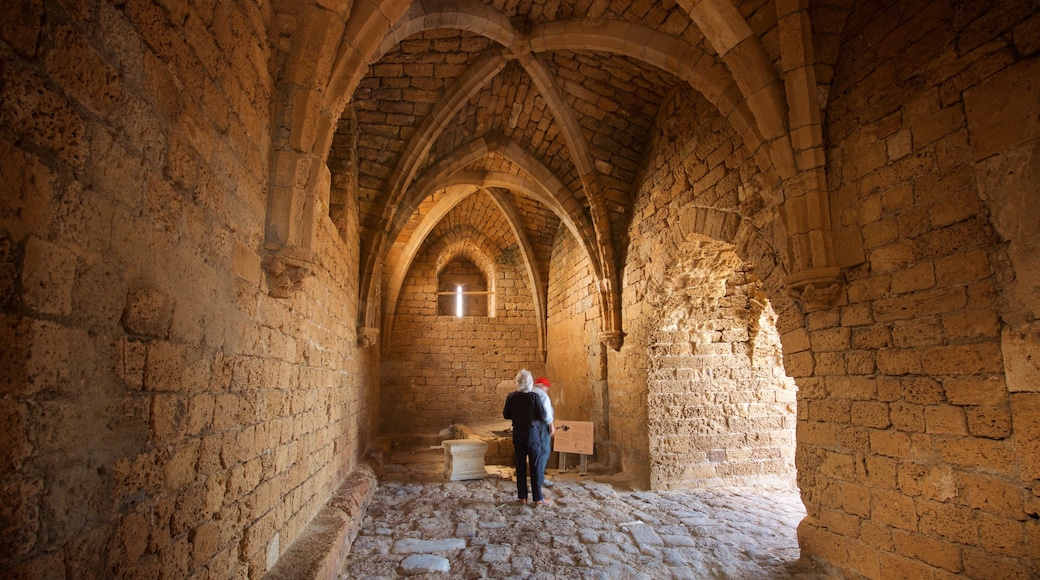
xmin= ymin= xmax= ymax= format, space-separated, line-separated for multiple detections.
xmin=382 ymin=186 xmax=481 ymax=351
xmin=678 ymin=0 xmax=795 ymax=178
xmin=528 ymin=18 xmax=779 ymax=185
xmin=365 ymin=2 xmax=622 ymax=349
xmin=376 ymin=0 xmax=518 ymax=60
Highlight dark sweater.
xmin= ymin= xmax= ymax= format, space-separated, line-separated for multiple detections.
xmin=503 ymin=391 xmax=545 ymax=429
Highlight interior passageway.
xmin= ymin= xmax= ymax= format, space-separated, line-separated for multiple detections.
xmin=3 ymin=1 xmax=1038 ymax=578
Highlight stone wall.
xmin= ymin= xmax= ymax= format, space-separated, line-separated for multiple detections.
xmin=614 ymin=85 xmax=795 ymax=488
xmin=642 ymin=242 xmax=795 ymax=489
xmin=545 ymin=224 xmax=606 ymax=458
xmin=0 ymin=1 xmax=371 ymax=577
xmin=796 ymin=3 xmax=1040 ymax=577
xmin=381 ymin=194 xmax=544 ymax=434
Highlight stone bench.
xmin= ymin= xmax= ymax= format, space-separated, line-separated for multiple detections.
xmin=441 ymin=439 xmax=489 ymax=481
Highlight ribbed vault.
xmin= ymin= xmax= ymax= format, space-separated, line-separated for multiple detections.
xmin=267 ymin=0 xmax=839 ymax=350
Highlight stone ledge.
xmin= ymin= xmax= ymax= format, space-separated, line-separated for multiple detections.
xmin=263 ymin=464 xmax=378 ymax=580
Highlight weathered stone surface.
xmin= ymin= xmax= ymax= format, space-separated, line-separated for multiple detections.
xmin=343 ymin=468 xmax=811 ymax=578
xmin=399 ymin=553 xmax=450 ymax=575
xmin=391 ymin=538 xmax=467 ymax=554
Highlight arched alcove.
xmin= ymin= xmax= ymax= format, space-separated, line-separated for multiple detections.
xmin=379 ymin=196 xmax=543 ymax=435
xmin=643 ymin=238 xmax=795 ymax=489
xmin=437 ymin=256 xmax=490 ymax=317
xmin=435 ymin=242 xmax=496 ymax=318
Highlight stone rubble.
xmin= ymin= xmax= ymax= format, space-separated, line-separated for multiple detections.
xmin=341 ymin=464 xmax=826 ymax=579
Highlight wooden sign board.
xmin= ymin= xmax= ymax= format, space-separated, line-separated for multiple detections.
xmin=553 ymin=420 xmax=594 ymax=455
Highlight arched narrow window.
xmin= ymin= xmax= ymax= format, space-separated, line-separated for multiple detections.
xmin=437 ymin=256 xmax=489 ymax=316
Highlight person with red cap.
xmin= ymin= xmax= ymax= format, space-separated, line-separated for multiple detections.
xmin=533 ymin=376 xmax=555 ymax=491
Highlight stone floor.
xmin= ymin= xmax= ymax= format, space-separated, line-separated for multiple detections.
xmin=340 ymin=457 xmax=826 ymax=579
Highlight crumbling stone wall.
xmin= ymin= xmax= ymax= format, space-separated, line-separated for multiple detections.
xmin=615 ymin=84 xmax=794 ymax=488
xmin=642 ymin=241 xmax=796 ymax=489
xmin=796 ymin=3 xmax=1040 ymax=577
xmin=0 ymin=2 xmax=372 ymax=577
xmin=381 ymin=193 xmax=544 ymax=434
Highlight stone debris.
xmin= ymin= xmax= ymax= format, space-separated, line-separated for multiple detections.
xmin=398 ymin=554 xmax=450 ymax=575
xmin=390 ymin=538 xmax=466 ymax=554
xmin=340 ymin=465 xmax=827 ymax=578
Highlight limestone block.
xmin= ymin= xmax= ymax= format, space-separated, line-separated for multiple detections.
xmin=1002 ymin=325 xmax=1040 ymax=393
xmin=189 ymin=519 xmax=220 ymax=567
xmin=392 ymin=538 xmax=467 ymax=554
xmin=934 ymin=437 xmax=1015 ymax=474
xmin=122 ymin=287 xmax=174 ymax=338
xmin=870 ymin=430 xmax=911 ymax=459
xmin=233 ymin=241 xmax=262 ymax=285
xmin=45 ymin=24 xmax=121 ymax=116
xmin=21 ymin=235 xmax=77 ymax=316
xmin=965 ymin=405 xmax=1012 ymax=439
xmin=400 ymin=554 xmax=450 ymax=575
xmin=0 ymin=65 xmax=88 ymax=168
xmin=442 ymin=439 xmax=489 ymax=481
xmin=924 ymin=406 xmax=967 ymax=436
xmin=964 ymin=56 xmax=1040 ymax=160
xmin=151 ymin=394 xmax=188 ymax=443
xmin=922 ymin=343 xmax=1003 ymax=376
xmin=1011 ymin=393 xmax=1040 ymax=481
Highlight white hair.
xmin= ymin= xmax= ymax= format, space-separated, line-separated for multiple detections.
xmin=514 ymin=369 xmax=534 ymax=393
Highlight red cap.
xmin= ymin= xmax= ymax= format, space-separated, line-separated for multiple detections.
xmin=534 ymin=377 xmax=551 ymax=388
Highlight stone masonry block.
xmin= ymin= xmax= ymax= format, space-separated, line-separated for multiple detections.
xmin=122 ymin=287 xmax=174 ymax=338
xmin=0 ymin=473 xmax=44 ymax=560
xmin=878 ymin=550 xmax=940 ymax=579
xmin=144 ymin=341 xmax=186 ymax=392
xmin=965 ymin=405 xmax=1012 ymax=439
xmin=0 ymin=398 xmax=32 ymax=472
xmin=1002 ymin=325 xmax=1040 ymax=392
xmin=810 ymin=327 xmax=850 ymax=352
xmin=921 ymin=343 xmax=1003 ymax=375
xmin=21 ymin=235 xmax=77 ymax=316
xmin=943 ymin=376 xmax=1005 ymax=407
xmin=964 ymin=56 xmax=1040 ymax=160
xmin=0 ymin=65 xmax=88 ymax=168
xmin=870 ymin=429 xmax=911 ymax=459
xmin=151 ymin=394 xmax=188 ymax=443
xmin=44 ymin=24 xmax=122 ymax=116
xmin=958 ymin=472 xmax=1024 ymax=519
xmin=1011 ymin=393 xmax=1040 ymax=481
xmin=963 ymin=546 xmax=1032 ymax=579
xmin=189 ymin=519 xmax=220 ymax=568
xmin=925 ymin=406 xmax=967 ymax=436
xmin=798 ymin=521 xmax=849 ymax=570
xmin=934 ymin=436 xmax=1015 ymax=474
xmin=870 ymin=488 xmax=918 ymax=532
xmin=873 ymin=287 xmax=966 ymax=323
xmin=851 ymin=401 xmax=891 ymax=428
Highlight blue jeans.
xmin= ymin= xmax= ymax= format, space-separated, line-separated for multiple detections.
xmin=534 ymin=422 xmax=551 ymax=482
xmin=512 ymin=427 xmax=542 ymax=501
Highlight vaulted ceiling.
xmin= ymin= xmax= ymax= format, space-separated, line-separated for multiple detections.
xmin=269 ymin=0 xmax=850 ymax=348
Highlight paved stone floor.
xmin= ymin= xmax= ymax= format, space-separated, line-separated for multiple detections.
xmin=341 ymin=458 xmax=826 ymax=579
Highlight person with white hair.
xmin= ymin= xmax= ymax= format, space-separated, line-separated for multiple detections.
xmin=503 ymin=369 xmax=547 ymax=505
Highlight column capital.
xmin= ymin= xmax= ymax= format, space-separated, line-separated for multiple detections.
xmin=598 ymin=330 xmax=625 ymax=351
xmin=357 ymin=326 xmax=380 ymax=348
xmin=785 ymin=267 xmax=844 ymax=312
xmin=263 ymin=245 xmax=319 ymax=298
